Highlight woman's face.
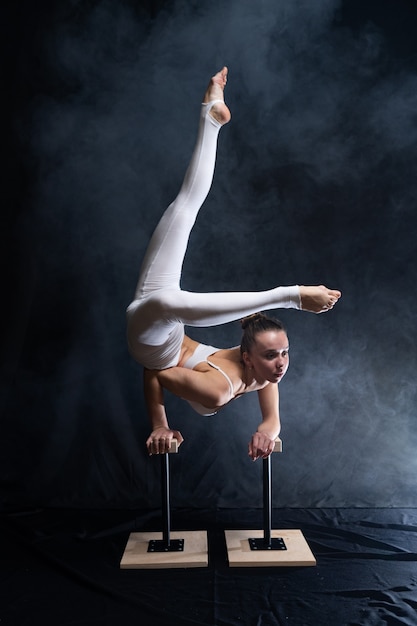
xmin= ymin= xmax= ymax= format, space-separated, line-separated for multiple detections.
xmin=243 ymin=330 xmax=289 ymax=384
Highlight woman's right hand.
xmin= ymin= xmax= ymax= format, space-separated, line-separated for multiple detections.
xmin=146 ymin=427 xmax=184 ymax=455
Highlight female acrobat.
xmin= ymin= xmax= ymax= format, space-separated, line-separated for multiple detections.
xmin=126 ymin=67 xmax=341 ymax=461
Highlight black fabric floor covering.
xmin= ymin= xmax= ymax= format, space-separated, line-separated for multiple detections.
xmin=1 ymin=508 xmax=417 ymax=626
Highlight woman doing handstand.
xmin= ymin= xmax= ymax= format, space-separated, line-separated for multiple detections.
xmin=126 ymin=67 xmax=341 ymax=461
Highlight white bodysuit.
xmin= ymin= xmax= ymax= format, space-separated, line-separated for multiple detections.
xmin=126 ymin=100 xmax=301 ymax=374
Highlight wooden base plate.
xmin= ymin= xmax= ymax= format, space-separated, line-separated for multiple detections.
xmin=225 ymin=529 xmax=316 ymax=567
xmin=120 ymin=531 xmax=208 ymax=569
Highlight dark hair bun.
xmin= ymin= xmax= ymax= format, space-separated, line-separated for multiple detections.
xmin=241 ymin=312 xmax=266 ymax=330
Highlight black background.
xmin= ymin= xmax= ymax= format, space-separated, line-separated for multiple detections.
xmin=2 ymin=0 xmax=417 ymax=512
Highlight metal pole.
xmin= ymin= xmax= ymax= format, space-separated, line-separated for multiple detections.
xmin=263 ymin=455 xmax=272 ymax=548
xmin=161 ymin=452 xmax=171 ymax=547
xmin=249 ymin=445 xmax=286 ymax=552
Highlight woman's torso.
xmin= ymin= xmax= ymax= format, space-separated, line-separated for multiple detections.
xmin=179 ymin=335 xmax=268 ymax=401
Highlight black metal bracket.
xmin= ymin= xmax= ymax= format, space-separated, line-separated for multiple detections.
xmin=249 ymin=537 xmax=286 ymax=551
xmin=147 ymin=538 xmax=184 ymax=553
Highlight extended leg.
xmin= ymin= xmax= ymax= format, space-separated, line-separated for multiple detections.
xmin=146 ymin=284 xmax=341 ymax=328
xmin=134 ymin=69 xmax=230 ymax=301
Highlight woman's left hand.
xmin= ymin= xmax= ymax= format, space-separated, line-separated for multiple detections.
xmin=248 ymin=431 xmax=275 ymax=461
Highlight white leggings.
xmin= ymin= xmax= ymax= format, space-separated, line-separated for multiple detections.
xmin=126 ymin=101 xmax=300 ymax=370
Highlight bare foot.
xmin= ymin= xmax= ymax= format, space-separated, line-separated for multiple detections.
xmin=299 ymin=285 xmax=341 ymax=314
xmin=203 ymin=66 xmax=231 ymax=125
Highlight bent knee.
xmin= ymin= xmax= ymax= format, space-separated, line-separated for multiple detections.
xmin=148 ymin=290 xmax=183 ymax=318
xmin=127 ymin=290 xmax=181 ymax=322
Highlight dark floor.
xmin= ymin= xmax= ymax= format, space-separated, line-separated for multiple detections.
xmin=1 ymin=507 xmax=417 ymax=626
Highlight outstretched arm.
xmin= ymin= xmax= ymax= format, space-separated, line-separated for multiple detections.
xmin=143 ymin=368 xmax=183 ymax=455
xmin=248 ymin=383 xmax=281 ymax=461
